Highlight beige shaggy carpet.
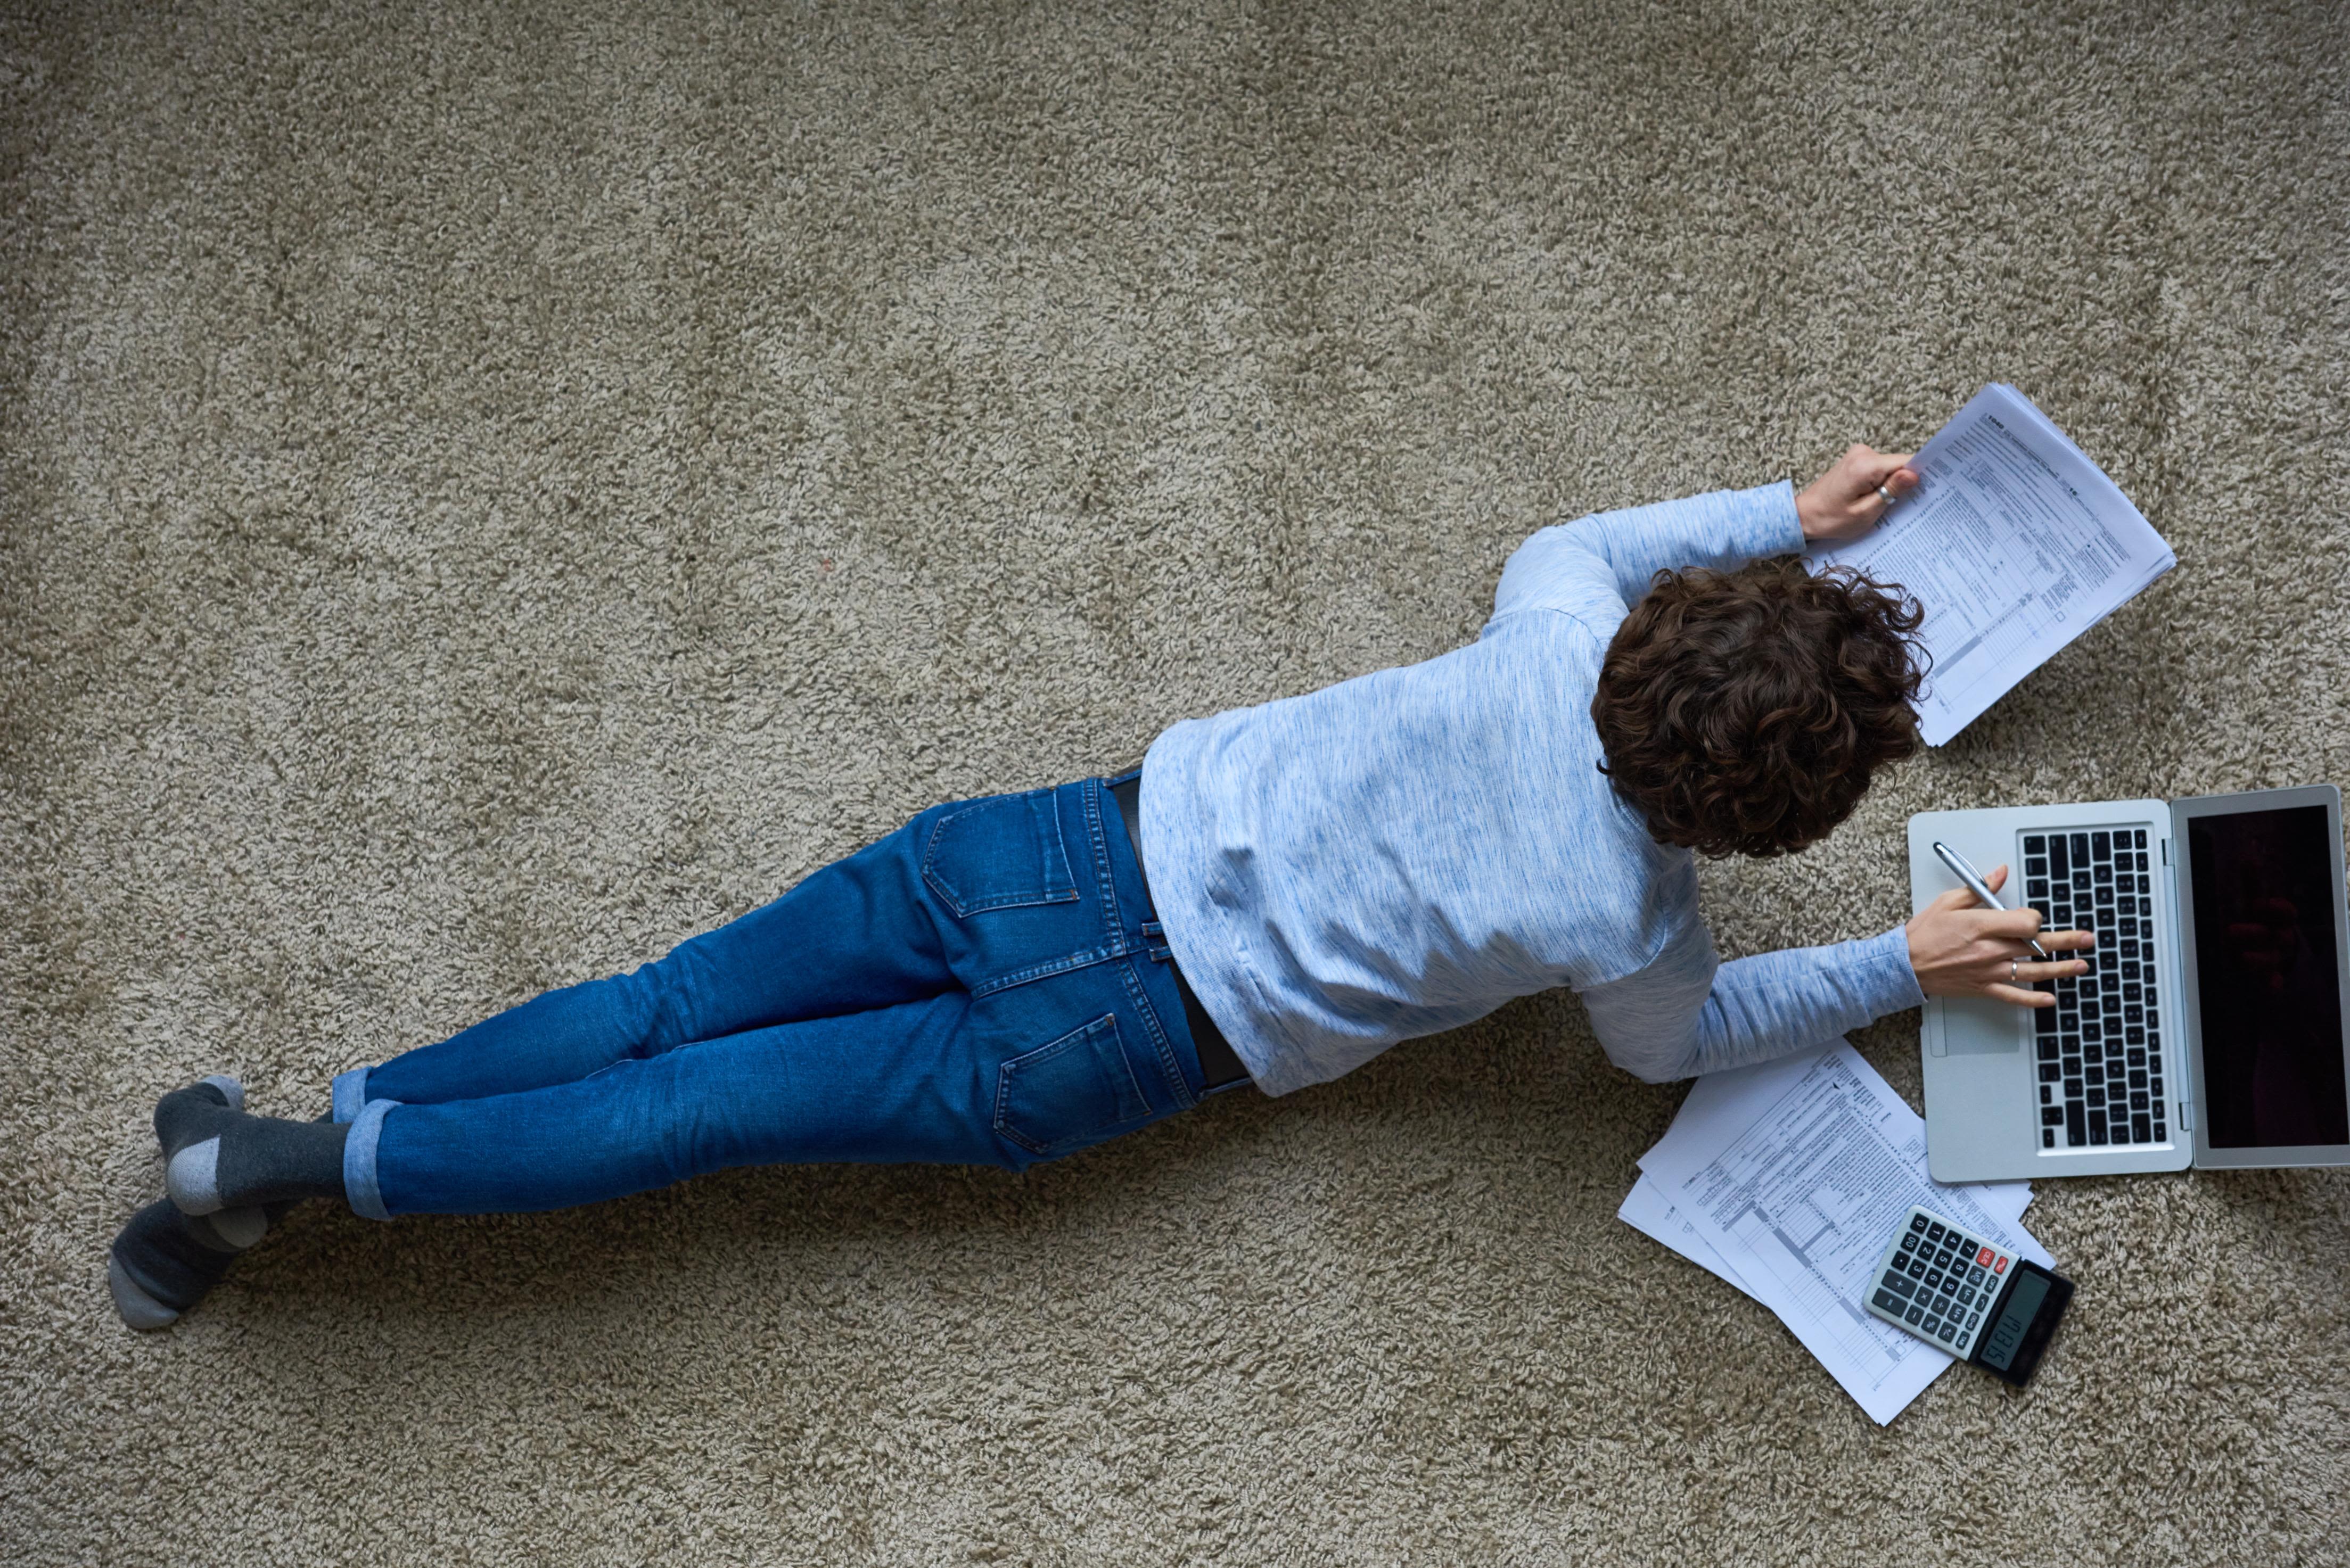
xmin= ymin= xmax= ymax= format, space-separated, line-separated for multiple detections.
xmin=5 ymin=1 xmax=2348 ymax=1563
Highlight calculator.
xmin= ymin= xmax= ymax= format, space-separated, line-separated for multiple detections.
xmin=1863 ymin=1206 xmax=2075 ymax=1386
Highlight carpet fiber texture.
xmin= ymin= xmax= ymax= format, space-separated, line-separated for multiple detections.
xmin=5 ymin=1 xmax=2348 ymax=1563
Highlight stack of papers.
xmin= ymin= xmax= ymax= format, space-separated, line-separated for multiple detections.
xmin=1619 ymin=1041 xmax=2053 ymax=1424
xmin=1809 ymin=383 xmax=2176 ymax=746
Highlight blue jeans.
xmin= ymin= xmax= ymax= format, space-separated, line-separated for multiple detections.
xmin=331 ymin=775 xmax=1221 ymax=1218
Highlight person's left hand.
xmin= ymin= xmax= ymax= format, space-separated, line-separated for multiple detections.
xmin=1796 ymin=444 xmax=1922 ymax=543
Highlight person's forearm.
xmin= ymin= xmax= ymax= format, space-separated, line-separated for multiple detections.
xmin=1582 ymin=923 xmax=1923 ymax=1084
xmin=1684 ymin=927 xmax=1925 ymax=1076
xmin=1492 ymin=481 xmax=1804 ymax=619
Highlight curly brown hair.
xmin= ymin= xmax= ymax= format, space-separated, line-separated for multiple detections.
xmin=1591 ymin=558 xmax=1926 ymax=858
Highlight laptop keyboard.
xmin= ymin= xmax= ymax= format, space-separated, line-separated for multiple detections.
xmin=2022 ymin=829 xmax=2169 ymax=1150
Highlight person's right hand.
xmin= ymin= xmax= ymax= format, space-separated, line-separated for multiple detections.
xmin=1796 ymin=444 xmax=1921 ymax=543
xmin=1905 ymin=864 xmax=2094 ymax=1006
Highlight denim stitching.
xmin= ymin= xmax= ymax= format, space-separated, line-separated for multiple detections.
xmin=968 ymin=943 xmax=1123 ymax=998
xmin=1138 ymin=919 xmax=1172 ymax=962
xmin=992 ymin=1014 xmax=1141 ymax=1156
xmin=1039 ymin=790 xmax=1079 ymax=910
xmin=919 ymin=792 xmax=1080 ymax=916
xmin=992 ymin=1035 xmax=1052 ymax=1156
xmin=992 ymin=1037 xmax=1054 ymax=1156
xmin=1079 ymin=777 xmax=1128 ymax=960
xmin=1100 ymin=774 xmax=1188 ymax=1103
xmin=1119 ymin=955 xmax=1196 ymax=1111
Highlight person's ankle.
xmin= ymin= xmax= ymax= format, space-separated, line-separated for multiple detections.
xmin=155 ymin=1078 xmax=349 ymax=1215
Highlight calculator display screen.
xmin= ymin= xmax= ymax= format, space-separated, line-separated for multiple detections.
xmin=1978 ymin=1271 xmax=2051 ymax=1373
xmin=2186 ymin=805 xmax=2350 ymax=1149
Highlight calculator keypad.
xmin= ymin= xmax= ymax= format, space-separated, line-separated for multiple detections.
xmin=1865 ymin=1205 xmax=2018 ymax=1359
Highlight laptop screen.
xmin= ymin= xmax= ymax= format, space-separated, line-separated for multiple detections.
xmin=2187 ymin=804 xmax=2350 ymax=1149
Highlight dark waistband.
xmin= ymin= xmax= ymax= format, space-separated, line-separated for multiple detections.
xmin=1106 ymin=775 xmax=1252 ymax=1094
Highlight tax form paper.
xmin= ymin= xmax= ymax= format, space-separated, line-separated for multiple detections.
xmin=1809 ymin=384 xmax=2175 ymax=746
xmin=1620 ymin=1041 xmax=2052 ymax=1424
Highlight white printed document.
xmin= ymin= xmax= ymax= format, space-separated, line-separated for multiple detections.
xmin=1809 ymin=383 xmax=2174 ymax=746
xmin=1618 ymin=1041 xmax=2051 ymax=1424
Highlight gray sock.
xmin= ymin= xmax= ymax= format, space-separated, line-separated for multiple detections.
xmin=156 ymin=1078 xmax=349 ymax=1216
xmin=107 ymin=1198 xmax=278 ymax=1331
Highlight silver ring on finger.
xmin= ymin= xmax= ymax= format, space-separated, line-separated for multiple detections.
xmin=2009 ymin=957 xmax=2019 ymax=984
xmin=1877 ymin=484 xmax=1897 ymax=508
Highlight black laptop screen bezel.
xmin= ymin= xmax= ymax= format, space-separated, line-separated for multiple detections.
xmin=2171 ymin=783 xmax=2350 ymax=1169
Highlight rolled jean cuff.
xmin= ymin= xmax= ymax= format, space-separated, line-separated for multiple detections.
xmin=331 ymin=1067 xmax=372 ymax=1125
xmin=343 ymin=1097 xmax=399 ymax=1222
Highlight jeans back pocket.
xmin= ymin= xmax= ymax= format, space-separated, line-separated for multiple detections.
xmin=995 ymin=1014 xmax=1150 ymax=1158
xmin=922 ymin=788 xmax=1080 ymax=917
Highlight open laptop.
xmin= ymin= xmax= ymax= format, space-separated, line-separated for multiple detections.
xmin=1909 ymin=785 xmax=2350 ymax=1182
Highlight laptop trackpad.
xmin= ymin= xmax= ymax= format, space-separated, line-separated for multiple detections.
xmin=1940 ymin=999 xmax=2024 ymax=1056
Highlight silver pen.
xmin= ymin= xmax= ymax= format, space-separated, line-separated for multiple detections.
xmin=1931 ymin=840 xmax=2051 ymax=959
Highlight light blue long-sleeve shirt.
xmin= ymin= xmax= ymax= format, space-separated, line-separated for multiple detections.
xmin=1138 ymin=481 xmax=1925 ymax=1096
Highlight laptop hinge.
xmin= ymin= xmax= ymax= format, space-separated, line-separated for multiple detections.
xmin=2163 ymin=827 xmax=2186 ymax=1135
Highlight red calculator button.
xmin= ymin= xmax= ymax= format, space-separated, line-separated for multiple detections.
xmin=1993 ymin=1257 xmax=2008 ymax=1273
xmin=1977 ymin=1247 xmax=1995 ymax=1266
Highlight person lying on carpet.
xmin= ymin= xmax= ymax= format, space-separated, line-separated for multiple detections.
xmin=109 ymin=443 xmax=2094 ymax=1328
